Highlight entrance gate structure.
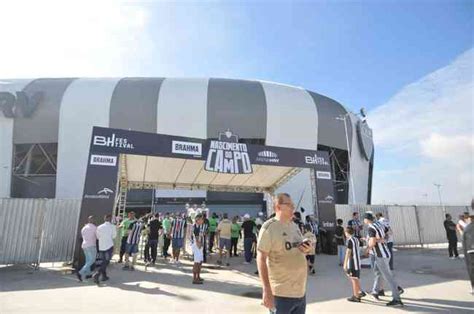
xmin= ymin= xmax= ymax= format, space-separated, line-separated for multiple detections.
xmin=75 ymin=127 xmax=336 ymax=263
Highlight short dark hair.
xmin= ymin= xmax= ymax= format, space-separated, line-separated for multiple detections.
xmin=104 ymin=214 xmax=112 ymax=221
xmin=337 ymin=219 xmax=343 ymax=225
xmin=375 ymin=212 xmax=383 ymax=218
xmin=195 ymin=214 xmax=203 ymax=220
xmin=345 ymin=226 xmax=354 ymax=235
xmin=223 ymin=213 xmax=228 ymax=219
xmin=445 ymin=213 xmax=451 ymax=219
xmin=353 ymin=212 xmax=359 ymax=217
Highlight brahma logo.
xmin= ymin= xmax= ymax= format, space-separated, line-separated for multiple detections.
xmin=93 ymin=134 xmax=134 ymax=149
xmin=305 ymin=154 xmax=329 ymax=166
xmin=256 ymin=151 xmax=280 ymax=163
xmin=84 ymin=187 xmax=114 ymax=199
xmin=205 ymin=130 xmax=252 ymax=174
xmin=172 ymin=141 xmax=202 ymax=157
xmin=90 ymin=154 xmax=117 ymax=166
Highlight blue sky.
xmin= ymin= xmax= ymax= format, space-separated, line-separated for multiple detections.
xmin=1 ymin=0 xmax=472 ymax=204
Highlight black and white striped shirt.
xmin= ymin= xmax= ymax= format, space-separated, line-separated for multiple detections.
xmin=347 ymin=236 xmax=361 ymax=271
xmin=127 ymin=221 xmax=143 ymax=245
xmin=190 ymin=223 xmax=204 ymax=245
xmin=171 ymin=218 xmax=187 ymax=239
xmin=368 ymin=221 xmax=391 ymax=258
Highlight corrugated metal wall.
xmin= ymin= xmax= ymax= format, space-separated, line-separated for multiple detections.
xmin=335 ymin=204 xmax=470 ymax=245
xmin=0 ymin=198 xmax=81 ymax=265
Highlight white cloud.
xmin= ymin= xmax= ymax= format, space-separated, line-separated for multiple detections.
xmin=370 ymin=48 xmax=474 ymax=205
xmin=0 ymin=1 xmax=152 ymax=77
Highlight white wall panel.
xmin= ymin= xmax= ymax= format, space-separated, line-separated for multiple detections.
xmin=56 ymin=78 xmax=120 ymax=199
xmin=157 ymin=78 xmax=208 ymax=139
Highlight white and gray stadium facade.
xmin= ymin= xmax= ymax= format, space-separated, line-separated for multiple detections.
xmin=0 ymin=78 xmax=374 ymax=215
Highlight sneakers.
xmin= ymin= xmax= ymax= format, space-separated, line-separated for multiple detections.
xmin=386 ymin=299 xmax=404 ymax=307
xmin=347 ymin=296 xmax=361 ymax=302
xmin=76 ymin=272 xmax=82 ymax=282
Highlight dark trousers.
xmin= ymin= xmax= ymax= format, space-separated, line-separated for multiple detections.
xmin=209 ymin=231 xmax=216 ymax=252
xmin=163 ymin=236 xmax=171 ymax=257
xmin=230 ymin=237 xmax=239 ymax=256
xmin=244 ymin=238 xmax=253 ymax=263
xmin=95 ymin=247 xmax=113 ymax=279
xmin=273 ymin=295 xmax=306 ymax=314
xmin=448 ymin=237 xmax=459 ymax=257
xmin=147 ymin=239 xmax=158 ymax=262
xmin=466 ymin=252 xmax=474 ymax=288
xmin=203 ymin=235 xmax=207 ymax=263
xmin=387 ymin=242 xmax=394 ymax=270
xmin=119 ymin=236 xmax=127 ymax=261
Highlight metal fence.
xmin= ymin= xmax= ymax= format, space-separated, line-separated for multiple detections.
xmin=335 ymin=204 xmax=471 ymax=246
xmin=0 ymin=198 xmax=81 ymax=265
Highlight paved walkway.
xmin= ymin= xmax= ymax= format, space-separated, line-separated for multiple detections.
xmin=0 ymin=248 xmax=473 ymax=313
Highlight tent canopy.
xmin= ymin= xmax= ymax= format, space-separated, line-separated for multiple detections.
xmin=123 ymin=154 xmax=302 ymax=194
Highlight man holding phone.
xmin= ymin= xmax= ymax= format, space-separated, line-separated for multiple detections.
xmin=257 ymin=193 xmax=312 ymax=314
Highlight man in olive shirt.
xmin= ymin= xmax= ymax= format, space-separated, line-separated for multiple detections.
xmin=257 ymin=193 xmax=312 ymax=313
xmin=208 ymin=213 xmax=219 ymax=253
xmin=217 ymin=213 xmax=232 ymax=266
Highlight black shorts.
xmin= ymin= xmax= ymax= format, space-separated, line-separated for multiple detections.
xmin=346 ymin=268 xmax=360 ymax=279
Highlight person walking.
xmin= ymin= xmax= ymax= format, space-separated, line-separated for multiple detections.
xmin=123 ymin=217 xmax=144 ymax=271
xmin=208 ymin=213 xmax=218 ymax=253
xmin=118 ymin=211 xmax=135 ymax=263
xmin=444 ymin=214 xmax=459 ymax=259
xmin=170 ymin=213 xmax=187 ymax=264
xmin=376 ymin=213 xmax=395 ymax=269
xmin=348 ymin=212 xmax=363 ymax=241
xmin=162 ymin=213 xmax=172 ymax=259
xmin=217 ymin=213 xmax=232 ymax=266
xmin=147 ymin=213 xmax=162 ymax=265
xmin=334 ymin=219 xmax=346 ymax=267
xmin=363 ymin=212 xmax=403 ymax=307
xmin=230 ymin=216 xmax=241 ymax=257
xmin=190 ymin=214 xmax=205 ymax=284
xmin=93 ymin=214 xmax=116 ymax=285
xmin=344 ymin=226 xmax=365 ymax=302
xmin=241 ymin=214 xmax=256 ymax=264
xmin=257 ymin=193 xmax=312 ymax=313
xmin=76 ymin=216 xmax=97 ymax=282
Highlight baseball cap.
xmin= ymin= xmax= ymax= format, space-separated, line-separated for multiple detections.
xmin=244 ymin=214 xmax=250 ymax=219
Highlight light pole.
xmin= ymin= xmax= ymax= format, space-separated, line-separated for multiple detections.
xmin=433 ymin=183 xmax=446 ymax=215
xmin=336 ymin=113 xmax=356 ymax=204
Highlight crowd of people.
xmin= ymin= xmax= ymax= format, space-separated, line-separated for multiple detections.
xmin=75 ymin=196 xmax=474 ymax=313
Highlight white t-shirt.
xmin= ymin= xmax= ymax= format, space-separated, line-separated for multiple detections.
xmin=378 ymin=217 xmax=394 ymax=243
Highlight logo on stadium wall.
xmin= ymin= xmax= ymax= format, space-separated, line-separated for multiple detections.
xmin=256 ymin=150 xmax=280 ymax=163
xmin=84 ymin=187 xmax=114 ymax=199
xmin=172 ymin=141 xmax=202 ymax=157
xmin=316 ymin=171 xmax=331 ymax=180
xmin=318 ymin=195 xmax=334 ymax=204
xmin=93 ymin=133 xmax=135 ymax=149
xmin=304 ymin=154 xmax=329 ymax=166
xmin=205 ymin=130 xmax=253 ymax=174
xmin=357 ymin=120 xmax=373 ymax=161
xmin=90 ymin=154 xmax=117 ymax=166
xmin=0 ymin=91 xmax=43 ymax=118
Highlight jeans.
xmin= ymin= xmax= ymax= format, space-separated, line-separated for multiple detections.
xmin=244 ymin=238 xmax=253 ymax=263
xmin=337 ymin=245 xmax=345 ymax=265
xmin=371 ymin=255 xmax=401 ymax=300
xmin=271 ymin=295 xmax=306 ymax=314
xmin=95 ymin=247 xmax=113 ymax=279
xmin=387 ymin=242 xmax=394 ymax=270
xmin=79 ymin=246 xmax=96 ymax=277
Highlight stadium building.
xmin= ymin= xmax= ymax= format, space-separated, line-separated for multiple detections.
xmin=0 ymin=78 xmax=374 ymax=216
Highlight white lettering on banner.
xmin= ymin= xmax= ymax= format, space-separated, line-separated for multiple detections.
xmin=318 ymin=195 xmax=334 ymax=204
xmin=93 ymin=134 xmax=135 ymax=149
xmin=322 ymin=221 xmax=335 ymax=228
xmin=256 ymin=150 xmax=280 ymax=163
xmin=316 ymin=171 xmax=331 ymax=180
xmin=84 ymin=187 xmax=114 ymax=199
xmin=90 ymin=154 xmax=117 ymax=166
xmin=205 ymin=131 xmax=253 ymax=174
xmin=172 ymin=141 xmax=202 ymax=156
xmin=305 ymin=154 xmax=329 ymax=166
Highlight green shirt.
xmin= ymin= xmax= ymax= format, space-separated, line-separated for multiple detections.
xmin=231 ymin=223 xmax=241 ymax=238
xmin=120 ymin=218 xmax=134 ymax=238
xmin=162 ymin=218 xmax=171 ymax=234
xmin=209 ymin=217 xmax=218 ymax=232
